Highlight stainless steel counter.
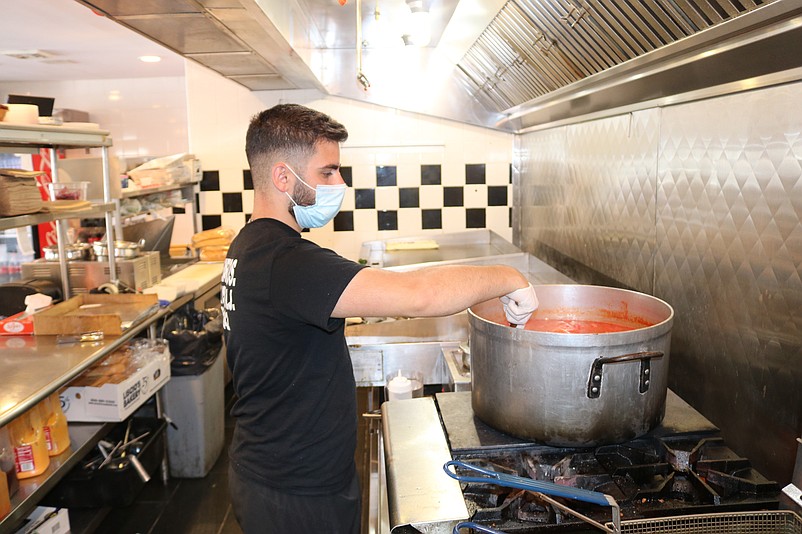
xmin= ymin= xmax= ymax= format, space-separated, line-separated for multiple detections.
xmin=345 ymin=236 xmax=574 ymax=390
xmin=0 ymin=296 xmax=186 ymax=532
xmin=382 ymin=397 xmax=469 ymax=534
xmin=0 ymin=299 xmax=183 ymax=429
xmin=363 ymin=230 xmax=522 ymax=269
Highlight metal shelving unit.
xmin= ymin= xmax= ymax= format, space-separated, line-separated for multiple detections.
xmin=0 ymin=203 xmax=116 ymax=232
xmin=0 ymin=123 xmax=119 ymax=531
xmin=121 ymin=180 xmax=199 ymax=199
xmin=0 ymin=123 xmax=118 ymax=298
xmin=0 ymin=292 xmax=194 ymax=532
xmin=120 ymin=179 xmax=201 ymax=244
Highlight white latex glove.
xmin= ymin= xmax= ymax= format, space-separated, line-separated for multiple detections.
xmin=500 ymin=284 xmax=538 ymax=327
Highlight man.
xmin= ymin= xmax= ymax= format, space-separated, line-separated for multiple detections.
xmin=222 ymin=103 xmax=537 ymax=533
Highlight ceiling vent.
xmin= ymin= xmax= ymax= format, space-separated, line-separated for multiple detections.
xmin=1 ymin=49 xmax=55 ymax=60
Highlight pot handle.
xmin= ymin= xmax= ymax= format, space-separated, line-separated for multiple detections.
xmin=587 ymin=351 xmax=663 ymax=399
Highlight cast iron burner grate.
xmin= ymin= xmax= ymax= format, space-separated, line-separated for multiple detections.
xmin=452 ymin=436 xmax=780 ymax=532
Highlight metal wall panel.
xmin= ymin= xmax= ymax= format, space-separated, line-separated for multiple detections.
xmin=517 ymin=81 xmax=802 ymax=485
xmin=519 ymin=109 xmax=659 ymax=290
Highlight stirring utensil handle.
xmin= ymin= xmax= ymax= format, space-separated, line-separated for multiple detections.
xmin=453 ymin=522 xmax=506 ymax=534
xmin=444 ymin=460 xmax=613 ymax=507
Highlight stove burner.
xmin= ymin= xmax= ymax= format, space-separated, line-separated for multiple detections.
xmin=454 ymin=436 xmax=779 ymax=532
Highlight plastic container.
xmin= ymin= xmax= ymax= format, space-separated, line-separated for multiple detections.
xmin=9 ymin=406 xmax=50 ymax=479
xmin=385 ymin=370 xmax=424 ymax=401
xmin=0 ymin=426 xmax=19 ymax=497
xmin=0 ymin=470 xmax=9 ymax=520
xmin=47 ymin=181 xmax=89 ymax=201
xmin=41 ymin=392 xmax=71 ymax=456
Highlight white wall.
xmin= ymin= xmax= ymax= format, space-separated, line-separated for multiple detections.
xmin=3 ymin=63 xmax=515 ymax=261
xmin=1 ymin=77 xmax=189 ymax=161
xmin=185 ymin=62 xmax=514 ymax=260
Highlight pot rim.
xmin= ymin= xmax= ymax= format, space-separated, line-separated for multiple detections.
xmin=469 ymin=284 xmax=674 ymax=346
xmin=92 ymin=239 xmax=140 ymax=250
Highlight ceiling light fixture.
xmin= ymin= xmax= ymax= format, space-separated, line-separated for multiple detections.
xmin=138 ymin=55 xmax=162 ymax=63
xmin=402 ymin=0 xmax=431 ymax=47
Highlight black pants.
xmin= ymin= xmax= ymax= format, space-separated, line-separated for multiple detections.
xmin=229 ymin=463 xmax=361 ymax=534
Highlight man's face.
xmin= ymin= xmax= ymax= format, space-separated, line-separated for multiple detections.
xmin=287 ymin=140 xmax=343 ymax=209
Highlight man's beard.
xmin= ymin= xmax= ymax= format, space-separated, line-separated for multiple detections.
xmin=287 ymin=180 xmax=316 ymax=216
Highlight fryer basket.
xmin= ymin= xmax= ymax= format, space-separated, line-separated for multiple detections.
xmin=611 ymin=510 xmax=802 ymax=534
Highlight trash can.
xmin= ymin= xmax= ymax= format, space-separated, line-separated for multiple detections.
xmin=161 ymin=305 xmax=225 ymax=478
xmin=162 ymin=350 xmax=225 ymax=478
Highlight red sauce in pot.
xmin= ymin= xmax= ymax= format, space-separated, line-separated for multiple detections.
xmin=481 ymin=304 xmax=655 ymax=333
xmin=523 ymin=318 xmax=644 ymax=333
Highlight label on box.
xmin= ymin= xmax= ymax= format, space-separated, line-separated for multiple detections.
xmin=14 ymin=445 xmax=35 ymax=473
xmin=16 ymin=506 xmax=71 ymax=534
xmin=0 ymin=310 xmax=35 ymax=335
xmin=60 ymin=356 xmax=170 ymax=422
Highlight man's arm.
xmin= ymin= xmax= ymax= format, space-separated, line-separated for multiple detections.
xmin=331 ymin=264 xmax=531 ymax=319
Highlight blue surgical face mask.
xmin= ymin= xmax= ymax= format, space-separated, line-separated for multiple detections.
xmin=285 ymin=164 xmax=346 ymax=229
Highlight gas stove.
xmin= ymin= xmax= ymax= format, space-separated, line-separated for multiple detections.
xmin=381 ymin=390 xmax=780 ymax=533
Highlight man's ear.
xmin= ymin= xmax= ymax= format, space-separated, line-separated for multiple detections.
xmin=271 ymin=163 xmax=289 ymax=192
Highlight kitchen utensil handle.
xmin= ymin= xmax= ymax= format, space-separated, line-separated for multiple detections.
xmin=126 ymin=304 xmax=161 ymax=330
xmin=444 ymin=460 xmax=614 ymax=507
xmin=587 ymin=351 xmax=663 ymax=398
xmin=453 ymin=522 xmax=506 ymax=534
xmin=129 ymin=454 xmax=151 ymax=483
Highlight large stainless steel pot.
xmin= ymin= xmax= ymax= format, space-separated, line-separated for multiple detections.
xmin=468 ymin=284 xmax=674 ymax=446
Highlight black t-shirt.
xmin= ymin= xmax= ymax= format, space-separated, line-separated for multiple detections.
xmin=221 ymin=218 xmax=366 ymax=495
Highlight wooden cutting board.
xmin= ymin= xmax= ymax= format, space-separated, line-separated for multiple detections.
xmin=42 ymin=200 xmax=92 ymax=211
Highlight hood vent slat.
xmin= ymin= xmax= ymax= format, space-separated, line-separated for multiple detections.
xmin=458 ymin=0 xmax=776 ymax=115
xmin=521 ymin=0 xmax=615 ymax=73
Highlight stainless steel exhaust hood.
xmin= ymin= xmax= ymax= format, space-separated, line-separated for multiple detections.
xmin=471 ymin=0 xmax=802 ymax=130
xmin=76 ymin=0 xmax=325 ymax=91
xmin=77 ymin=0 xmax=802 ymax=131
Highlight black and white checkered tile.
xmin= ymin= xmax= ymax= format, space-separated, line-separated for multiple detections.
xmin=197 ymin=163 xmax=512 ymax=233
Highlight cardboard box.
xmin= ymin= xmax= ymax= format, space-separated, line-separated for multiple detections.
xmin=0 ymin=309 xmax=37 ymax=335
xmin=60 ymin=354 xmax=170 ymax=422
xmin=32 ymin=293 xmax=158 ymax=336
xmin=14 ymin=507 xmax=70 ymax=534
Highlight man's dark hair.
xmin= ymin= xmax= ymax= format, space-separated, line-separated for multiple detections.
xmin=246 ymin=104 xmax=348 ymax=184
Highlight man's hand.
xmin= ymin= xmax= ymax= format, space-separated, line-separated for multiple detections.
xmin=500 ymin=284 xmax=538 ymax=327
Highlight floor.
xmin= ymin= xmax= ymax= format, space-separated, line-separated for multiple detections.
xmin=69 ymin=382 xmax=380 ymax=534
xmin=73 ymin=384 xmax=243 ymax=534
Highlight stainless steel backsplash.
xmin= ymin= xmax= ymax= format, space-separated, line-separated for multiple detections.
xmin=516 ymin=81 xmax=802 ymax=485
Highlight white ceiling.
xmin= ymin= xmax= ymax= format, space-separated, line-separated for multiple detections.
xmin=0 ymin=0 xmax=185 ymax=82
